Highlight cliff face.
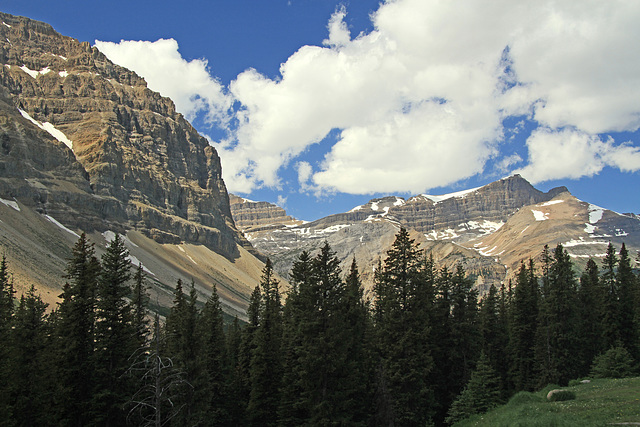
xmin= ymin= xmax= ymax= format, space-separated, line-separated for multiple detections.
xmin=232 ymin=175 xmax=639 ymax=295
xmin=229 ymin=194 xmax=303 ymax=234
xmin=0 ymin=12 xmax=248 ymax=257
xmin=0 ymin=12 xmax=267 ymax=314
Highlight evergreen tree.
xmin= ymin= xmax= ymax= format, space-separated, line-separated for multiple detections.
xmin=535 ymin=244 xmax=580 ymax=386
xmin=446 ymin=352 xmax=502 ymax=425
xmin=449 ymin=264 xmax=481 ymax=399
xmin=164 ymin=279 xmax=199 ymax=426
xmin=195 ymin=284 xmax=232 ymax=426
xmin=237 ymin=284 xmax=261 ymax=420
xmin=281 ymin=245 xmax=373 ymax=426
xmin=0 ymin=255 xmax=15 ymax=421
xmin=577 ymin=258 xmax=604 ymax=375
xmin=279 ymin=252 xmax=312 ymax=426
xmin=616 ymin=243 xmax=639 ymax=360
xmin=55 ymin=233 xmax=100 ymax=426
xmin=479 ymin=284 xmax=510 ymax=396
xmin=373 ymin=228 xmax=434 ymax=426
xmin=601 ymin=242 xmax=620 ymax=350
xmin=509 ymin=260 xmax=538 ymax=391
xmin=248 ymin=259 xmax=283 ymax=427
xmin=93 ymin=233 xmax=137 ymax=426
xmin=132 ymin=263 xmax=150 ymax=347
xmin=9 ymin=285 xmax=50 ymax=426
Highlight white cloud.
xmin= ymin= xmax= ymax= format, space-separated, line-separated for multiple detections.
xmin=96 ymin=1 xmax=640 ymax=194
xmin=296 ymin=161 xmax=313 ymax=191
xmin=94 ymin=38 xmax=232 ymax=124
xmin=516 ymin=128 xmax=640 ymax=183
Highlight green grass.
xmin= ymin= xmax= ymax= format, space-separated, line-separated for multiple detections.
xmin=454 ymin=377 xmax=640 ymax=427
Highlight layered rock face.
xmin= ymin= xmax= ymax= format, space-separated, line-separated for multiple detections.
xmin=232 ymin=175 xmax=639 ymax=294
xmin=0 ymin=12 xmax=248 ymax=257
xmin=229 ymin=194 xmax=302 ymax=233
xmin=0 ymin=12 xmax=269 ymax=315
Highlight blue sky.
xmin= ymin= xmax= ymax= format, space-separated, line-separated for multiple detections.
xmin=4 ymin=0 xmax=640 ymax=221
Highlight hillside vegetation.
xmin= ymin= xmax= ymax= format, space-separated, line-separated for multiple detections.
xmin=455 ymin=377 xmax=640 ymax=426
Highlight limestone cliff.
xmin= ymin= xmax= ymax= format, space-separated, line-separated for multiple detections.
xmin=0 ymin=12 xmax=263 ymax=314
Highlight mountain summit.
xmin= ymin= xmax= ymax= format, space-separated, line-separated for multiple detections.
xmin=231 ymin=175 xmax=639 ymax=294
xmin=0 ymin=12 xmax=264 ymax=314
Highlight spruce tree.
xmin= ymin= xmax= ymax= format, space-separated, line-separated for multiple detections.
xmin=601 ymin=242 xmax=620 ymax=350
xmin=446 ymin=352 xmax=502 ymax=425
xmin=132 ymin=263 xmax=150 ymax=347
xmin=55 ymin=233 xmax=100 ymax=426
xmin=93 ymin=233 xmax=137 ymax=426
xmin=449 ymin=264 xmax=481 ymax=399
xmin=616 ymin=243 xmax=639 ymax=360
xmin=278 ymin=251 xmax=312 ymax=426
xmin=9 ymin=285 xmax=50 ymax=426
xmin=248 ymin=259 xmax=283 ymax=427
xmin=509 ymin=260 xmax=538 ymax=391
xmin=479 ymin=284 xmax=510 ymax=396
xmin=195 ymin=284 xmax=231 ymax=426
xmin=535 ymin=244 xmax=580 ymax=386
xmin=577 ymin=258 xmax=604 ymax=375
xmin=0 ymin=255 xmax=15 ymax=420
xmin=164 ymin=279 xmax=199 ymax=426
xmin=373 ymin=228 xmax=434 ymax=426
xmin=237 ymin=284 xmax=261 ymax=419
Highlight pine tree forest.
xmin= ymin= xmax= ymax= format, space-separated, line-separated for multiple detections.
xmin=0 ymin=228 xmax=639 ymax=426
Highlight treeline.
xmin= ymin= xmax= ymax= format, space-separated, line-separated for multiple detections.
xmin=0 ymin=228 xmax=639 ymax=426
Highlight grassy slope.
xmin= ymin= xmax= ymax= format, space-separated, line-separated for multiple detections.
xmin=455 ymin=377 xmax=640 ymax=427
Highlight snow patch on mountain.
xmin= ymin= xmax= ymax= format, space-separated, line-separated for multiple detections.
xmin=422 ymin=186 xmax=480 ymax=203
xmin=0 ymin=197 xmax=20 ymax=211
xmin=19 ymin=65 xmax=51 ymax=78
xmin=539 ymin=200 xmax=564 ymax=207
xmin=18 ymin=109 xmax=73 ymax=150
xmin=531 ymin=210 xmax=549 ymax=221
xmin=45 ymin=215 xmax=80 ymax=238
xmin=588 ymin=204 xmax=604 ymax=224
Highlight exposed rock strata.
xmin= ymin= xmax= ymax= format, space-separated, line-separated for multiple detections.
xmin=0 ymin=12 xmax=251 ymax=258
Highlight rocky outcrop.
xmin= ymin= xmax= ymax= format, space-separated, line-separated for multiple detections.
xmin=232 ymin=175 xmax=639 ymax=294
xmin=0 ymin=12 xmax=251 ymax=259
xmin=229 ymin=194 xmax=303 ymax=233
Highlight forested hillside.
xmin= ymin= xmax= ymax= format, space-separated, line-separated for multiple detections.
xmin=0 ymin=228 xmax=638 ymax=426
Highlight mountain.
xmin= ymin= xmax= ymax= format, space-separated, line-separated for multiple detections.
xmin=0 ymin=12 xmax=266 ymax=316
xmin=231 ymin=175 xmax=640 ymax=294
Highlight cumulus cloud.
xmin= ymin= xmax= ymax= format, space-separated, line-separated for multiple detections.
xmin=96 ymin=1 xmax=640 ymax=195
xmin=516 ymin=128 xmax=640 ymax=183
xmin=94 ymin=38 xmax=232 ymax=123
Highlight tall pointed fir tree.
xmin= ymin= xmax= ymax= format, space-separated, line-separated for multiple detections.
xmin=93 ymin=233 xmax=138 ymax=426
xmin=616 ymin=243 xmax=639 ymax=361
xmin=248 ymin=259 xmax=283 ymax=427
xmin=446 ymin=351 xmax=502 ymax=425
xmin=535 ymin=244 xmax=580 ymax=386
xmin=479 ymin=284 xmax=510 ymax=397
xmin=508 ymin=259 xmax=538 ymax=392
xmin=373 ymin=228 xmax=434 ymax=426
xmin=9 ymin=285 xmax=51 ymax=426
xmin=195 ymin=284 xmax=232 ymax=426
xmin=448 ymin=264 xmax=481 ymax=401
xmin=237 ymin=283 xmax=261 ymax=421
xmin=279 ymin=251 xmax=313 ymax=426
xmin=131 ymin=263 xmax=150 ymax=347
xmin=280 ymin=244 xmax=373 ymax=426
xmin=0 ymin=255 xmax=15 ymax=419
xmin=55 ymin=233 xmax=101 ymax=426
xmin=577 ymin=258 xmax=604 ymax=375
xmin=164 ymin=279 xmax=199 ymax=426
xmin=601 ymin=242 xmax=620 ymax=350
